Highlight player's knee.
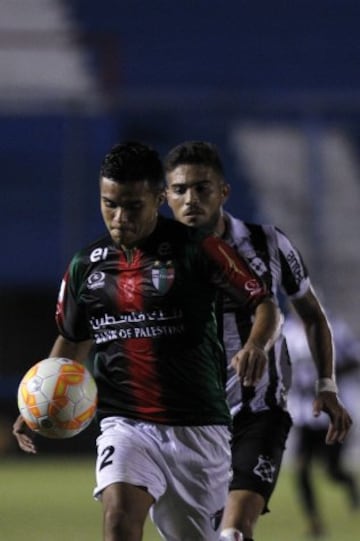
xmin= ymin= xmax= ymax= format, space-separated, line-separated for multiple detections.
xmin=220 ymin=527 xmax=244 ymax=541
xmin=103 ymin=505 xmax=125 ymax=532
xmin=103 ymin=506 xmax=142 ymax=539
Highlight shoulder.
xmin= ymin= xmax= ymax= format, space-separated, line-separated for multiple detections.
xmin=225 ymin=212 xmax=272 ymax=238
xmin=156 ymin=215 xmax=204 ymax=244
xmin=226 ymin=212 xmax=279 ymax=250
xmin=69 ymin=234 xmax=112 ymax=273
xmin=244 ymin=221 xmax=302 ymax=256
xmin=157 ymin=215 xmax=188 ymax=235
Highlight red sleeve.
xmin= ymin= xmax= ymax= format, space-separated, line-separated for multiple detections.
xmin=200 ymin=235 xmax=269 ymax=308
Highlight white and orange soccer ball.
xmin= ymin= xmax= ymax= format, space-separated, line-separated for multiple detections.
xmin=17 ymin=357 xmax=97 ymax=439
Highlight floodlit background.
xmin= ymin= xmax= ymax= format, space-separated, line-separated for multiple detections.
xmin=0 ymin=0 xmax=359 ymax=538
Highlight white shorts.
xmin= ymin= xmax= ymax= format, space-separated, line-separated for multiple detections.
xmin=94 ymin=416 xmax=232 ymax=541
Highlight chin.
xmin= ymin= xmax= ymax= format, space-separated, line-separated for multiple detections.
xmin=184 ymin=217 xmax=202 ymax=227
xmin=111 ymin=234 xmax=126 ymax=246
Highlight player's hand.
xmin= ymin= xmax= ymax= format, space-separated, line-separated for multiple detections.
xmin=313 ymin=392 xmax=353 ymax=445
xmin=12 ymin=415 xmax=37 ymax=454
xmin=231 ymin=343 xmax=268 ymax=386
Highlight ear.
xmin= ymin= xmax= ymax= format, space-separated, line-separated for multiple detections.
xmin=157 ymin=191 xmax=166 ymax=207
xmin=222 ymin=183 xmax=231 ymax=205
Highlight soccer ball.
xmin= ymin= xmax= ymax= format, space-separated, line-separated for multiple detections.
xmin=17 ymin=357 xmax=97 ymax=439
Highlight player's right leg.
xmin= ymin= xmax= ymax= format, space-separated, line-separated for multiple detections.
xmin=220 ymin=489 xmax=263 ymax=540
xmin=220 ymin=408 xmax=292 ymax=540
xmin=93 ymin=416 xmax=165 ymax=541
xmin=295 ymin=427 xmax=326 ymax=537
xmin=102 ymin=482 xmax=153 ymax=541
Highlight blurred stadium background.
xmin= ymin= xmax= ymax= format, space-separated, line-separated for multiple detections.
xmin=0 ymin=0 xmax=359 ymax=536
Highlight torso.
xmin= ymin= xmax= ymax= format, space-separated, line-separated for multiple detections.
xmin=223 ymin=213 xmax=311 ymax=415
xmin=56 ymin=216 xmax=232 ymax=425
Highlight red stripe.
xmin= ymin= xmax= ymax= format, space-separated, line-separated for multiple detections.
xmin=116 ymin=251 xmax=163 ymax=416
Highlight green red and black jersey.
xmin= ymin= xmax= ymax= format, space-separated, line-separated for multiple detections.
xmin=56 ymin=215 xmax=268 ymax=425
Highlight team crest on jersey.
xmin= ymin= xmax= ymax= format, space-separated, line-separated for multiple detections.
xmin=237 ymin=239 xmax=267 ymax=277
xmin=253 ymin=454 xmax=276 ymax=483
xmin=248 ymin=255 xmax=267 ymax=277
xmin=157 ymin=241 xmax=172 ymax=257
xmin=87 ymin=271 xmax=106 ymax=290
xmin=151 ymin=260 xmax=174 ymax=294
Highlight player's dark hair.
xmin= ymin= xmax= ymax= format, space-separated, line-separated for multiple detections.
xmin=100 ymin=141 xmax=165 ymax=192
xmin=164 ymin=141 xmax=224 ymax=177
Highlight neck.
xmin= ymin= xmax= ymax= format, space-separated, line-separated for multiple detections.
xmin=213 ymin=212 xmax=227 ymax=237
xmin=121 ymin=246 xmax=136 ymax=263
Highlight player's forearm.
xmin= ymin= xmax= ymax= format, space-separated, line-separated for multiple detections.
xmin=304 ymin=317 xmax=335 ymax=380
xmin=49 ymin=335 xmax=93 ymax=363
xmin=245 ymin=298 xmax=283 ymax=353
xmin=292 ymin=287 xmax=336 ymax=380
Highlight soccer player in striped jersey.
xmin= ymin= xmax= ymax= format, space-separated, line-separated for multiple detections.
xmin=286 ymin=311 xmax=360 ymax=536
xmin=165 ymin=140 xmax=352 ymax=541
xmin=13 ymin=141 xmax=282 ymax=541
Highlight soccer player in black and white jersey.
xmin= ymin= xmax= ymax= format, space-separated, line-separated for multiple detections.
xmin=285 ymin=311 xmax=360 ymax=536
xmin=165 ymin=140 xmax=353 ymax=541
xmin=13 ymin=141 xmax=282 ymax=541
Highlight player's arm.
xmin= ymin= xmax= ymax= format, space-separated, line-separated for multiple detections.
xmin=49 ymin=335 xmax=93 ymax=362
xmin=13 ymin=336 xmax=93 ymax=454
xmin=292 ymin=286 xmax=353 ymax=444
xmin=201 ymin=235 xmax=282 ymax=386
xmin=231 ymin=297 xmax=283 ymax=386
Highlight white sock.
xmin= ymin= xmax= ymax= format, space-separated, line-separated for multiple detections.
xmin=219 ymin=528 xmax=244 ymax=541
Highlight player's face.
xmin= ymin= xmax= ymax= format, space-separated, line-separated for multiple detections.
xmin=166 ymin=164 xmax=229 ymax=231
xmin=100 ymin=177 xmax=164 ymax=249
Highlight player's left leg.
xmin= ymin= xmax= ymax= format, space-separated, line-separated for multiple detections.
xmin=150 ymin=425 xmax=232 ymax=541
xmin=219 ymin=526 xmax=244 ymax=540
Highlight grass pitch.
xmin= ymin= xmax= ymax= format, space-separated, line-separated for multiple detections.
xmin=1 ymin=455 xmax=359 ymax=540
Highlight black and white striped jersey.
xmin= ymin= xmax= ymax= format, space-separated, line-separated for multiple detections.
xmin=223 ymin=212 xmax=311 ymax=415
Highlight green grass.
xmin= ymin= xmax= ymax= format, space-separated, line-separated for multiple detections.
xmin=257 ymin=462 xmax=360 ymax=541
xmin=1 ymin=456 xmax=359 ymax=540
